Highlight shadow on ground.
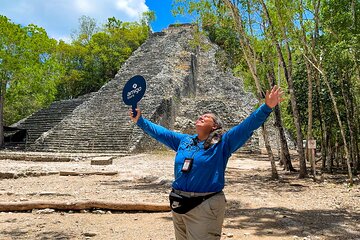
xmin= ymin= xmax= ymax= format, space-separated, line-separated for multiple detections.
xmin=99 ymin=177 xmax=172 ymax=192
xmin=0 ymin=228 xmax=28 ymax=239
xmin=225 ymin=170 xmax=312 ymax=193
xmin=36 ymin=231 xmax=75 ymax=240
xmin=225 ymin=200 xmax=360 ymax=239
xmin=0 ymin=229 xmax=74 ymax=240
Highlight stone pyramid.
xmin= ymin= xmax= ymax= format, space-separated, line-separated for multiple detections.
xmin=13 ymin=24 xmax=278 ymax=153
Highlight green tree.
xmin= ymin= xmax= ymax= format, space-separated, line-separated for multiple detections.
xmin=0 ymin=16 xmax=63 ymax=145
xmin=58 ymin=15 xmax=152 ymax=98
xmin=55 ymin=40 xmax=87 ymax=99
xmin=173 ymin=0 xmax=360 ymax=182
xmin=71 ymin=15 xmax=99 ymax=45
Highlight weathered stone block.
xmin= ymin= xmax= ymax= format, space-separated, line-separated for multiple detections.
xmin=90 ymin=156 xmax=113 ymax=165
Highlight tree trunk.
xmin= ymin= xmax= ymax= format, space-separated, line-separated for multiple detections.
xmin=261 ymin=124 xmax=279 ymax=179
xmin=312 ymin=0 xmax=327 ymax=171
xmin=304 ymin=59 xmax=316 ymax=178
xmin=221 ymin=0 xmax=279 ymax=179
xmin=315 ymin=73 xmax=327 ymax=170
xmin=260 ymin=0 xmax=307 ymax=177
xmin=279 ymin=144 xmax=284 ymax=166
xmin=341 ymin=147 xmax=346 ymax=171
xmin=320 ymin=69 xmax=353 ymax=184
xmin=351 ymin=0 xmax=356 ymax=30
xmin=352 ymin=41 xmax=360 ymax=173
xmin=341 ymin=75 xmax=356 ymax=175
xmin=326 ymin=134 xmax=333 ymax=173
xmin=299 ymin=1 xmax=316 ymax=177
xmin=0 ymin=79 xmax=6 ymax=147
xmin=301 ymin=16 xmax=353 ymax=183
xmin=352 ymin=98 xmax=360 ymax=173
xmin=266 ymin=64 xmax=295 ymax=171
xmin=0 ymin=200 xmax=170 ymax=212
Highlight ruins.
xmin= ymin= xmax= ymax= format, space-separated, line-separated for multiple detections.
xmin=10 ymin=24 xmax=285 ymax=153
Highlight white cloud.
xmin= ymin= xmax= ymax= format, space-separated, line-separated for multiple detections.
xmin=75 ymin=0 xmax=97 ymax=13
xmin=115 ymin=0 xmax=149 ymax=18
xmin=0 ymin=0 xmax=149 ymax=41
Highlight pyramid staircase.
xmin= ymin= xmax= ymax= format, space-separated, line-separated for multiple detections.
xmin=14 ymin=25 xmax=197 ymax=153
xmin=10 ymin=24 xmax=275 ymax=153
xmin=12 ymin=96 xmax=91 ymax=145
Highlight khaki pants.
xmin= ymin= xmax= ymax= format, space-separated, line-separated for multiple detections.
xmin=172 ymin=191 xmax=226 ymax=240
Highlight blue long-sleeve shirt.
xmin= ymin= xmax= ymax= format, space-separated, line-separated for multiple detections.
xmin=136 ymin=103 xmax=272 ymax=193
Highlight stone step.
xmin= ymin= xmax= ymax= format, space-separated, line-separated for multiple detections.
xmin=29 ymin=127 xmax=132 ymax=132
xmin=33 ymin=140 xmax=130 ymax=145
xmin=24 ymin=116 xmax=129 ymax=121
xmin=41 ymin=134 xmax=132 ymax=139
xmin=34 ymin=144 xmax=130 ymax=149
xmin=29 ymin=147 xmax=129 ymax=153
xmin=36 ymin=140 xmax=131 ymax=145
xmin=34 ymin=137 xmax=131 ymax=141
xmin=10 ymin=26 xmax=208 ymax=153
xmin=30 ymin=126 xmax=132 ymax=130
xmin=39 ymin=133 xmax=132 ymax=138
xmin=36 ymin=147 xmax=130 ymax=151
xmin=36 ymin=135 xmax=132 ymax=139
xmin=22 ymin=116 xmax=69 ymax=120
xmin=35 ymin=146 xmax=130 ymax=150
xmin=32 ymin=108 xmax=80 ymax=114
xmin=33 ymin=142 xmax=130 ymax=146
xmin=31 ymin=131 xmax=132 ymax=135
xmin=33 ymin=138 xmax=132 ymax=143
xmin=34 ymin=137 xmax=131 ymax=142
xmin=31 ymin=108 xmax=79 ymax=114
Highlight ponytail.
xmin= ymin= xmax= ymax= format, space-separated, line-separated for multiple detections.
xmin=203 ymin=113 xmax=224 ymax=150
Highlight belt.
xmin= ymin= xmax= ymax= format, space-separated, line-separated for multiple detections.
xmin=172 ymin=188 xmax=220 ymax=198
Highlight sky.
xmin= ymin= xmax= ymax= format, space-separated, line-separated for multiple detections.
xmin=0 ymin=0 xmax=192 ymax=42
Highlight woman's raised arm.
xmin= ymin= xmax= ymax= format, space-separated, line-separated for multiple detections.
xmin=129 ymin=108 xmax=187 ymax=151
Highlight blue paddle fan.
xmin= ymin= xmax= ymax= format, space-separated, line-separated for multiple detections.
xmin=122 ymin=75 xmax=147 ymax=117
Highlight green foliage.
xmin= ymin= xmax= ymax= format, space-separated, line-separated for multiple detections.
xmin=57 ymin=16 xmax=150 ymax=98
xmin=71 ymin=15 xmax=99 ymax=45
xmin=1 ymin=13 xmax=152 ymax=125
xmin=55 ymin=40 xmax=87 ymax=99
xmin=173 ymin=0 xmax=360 ymax=158
xmin=1 ymin=16 xmax=63 ymax=125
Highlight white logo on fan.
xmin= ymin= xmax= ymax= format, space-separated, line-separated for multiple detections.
xmin=132 ymin=84 xmax=137 ymax=88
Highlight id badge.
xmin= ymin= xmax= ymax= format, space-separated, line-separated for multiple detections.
xmin=181 ymin=158 xmax=193 ymax=172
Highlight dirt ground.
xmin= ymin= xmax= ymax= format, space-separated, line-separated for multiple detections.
xmin=0 ymin=151 xmax=359 ymax=240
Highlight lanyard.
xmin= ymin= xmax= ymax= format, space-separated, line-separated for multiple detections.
xmin=180 ymin=138 xmax=202 ymax=173
xmin=182 ymin=138 xmax=201 ymax=159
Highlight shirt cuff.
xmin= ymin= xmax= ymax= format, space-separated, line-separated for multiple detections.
xmin=136 ymin=116 xmax=145 ymax=128
xmin=260 ymin=103 xmax=273 ymax=114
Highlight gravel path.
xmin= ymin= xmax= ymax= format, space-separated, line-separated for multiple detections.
xmin=0 ymin=152 xmax=359 ymax=240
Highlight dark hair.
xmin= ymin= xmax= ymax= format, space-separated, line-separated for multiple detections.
xmin=203 ymin=113 xmax=224 ymax=150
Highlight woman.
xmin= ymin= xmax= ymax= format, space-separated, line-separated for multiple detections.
xmin=129 ymin=86 xmax=284 ymax=240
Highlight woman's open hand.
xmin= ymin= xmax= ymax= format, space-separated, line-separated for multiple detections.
xmin=265 ymin=85 xmax=284 ymax=108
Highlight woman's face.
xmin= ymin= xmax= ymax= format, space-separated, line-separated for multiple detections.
xmin=195 ymin=113 xmax=217 ymax=135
